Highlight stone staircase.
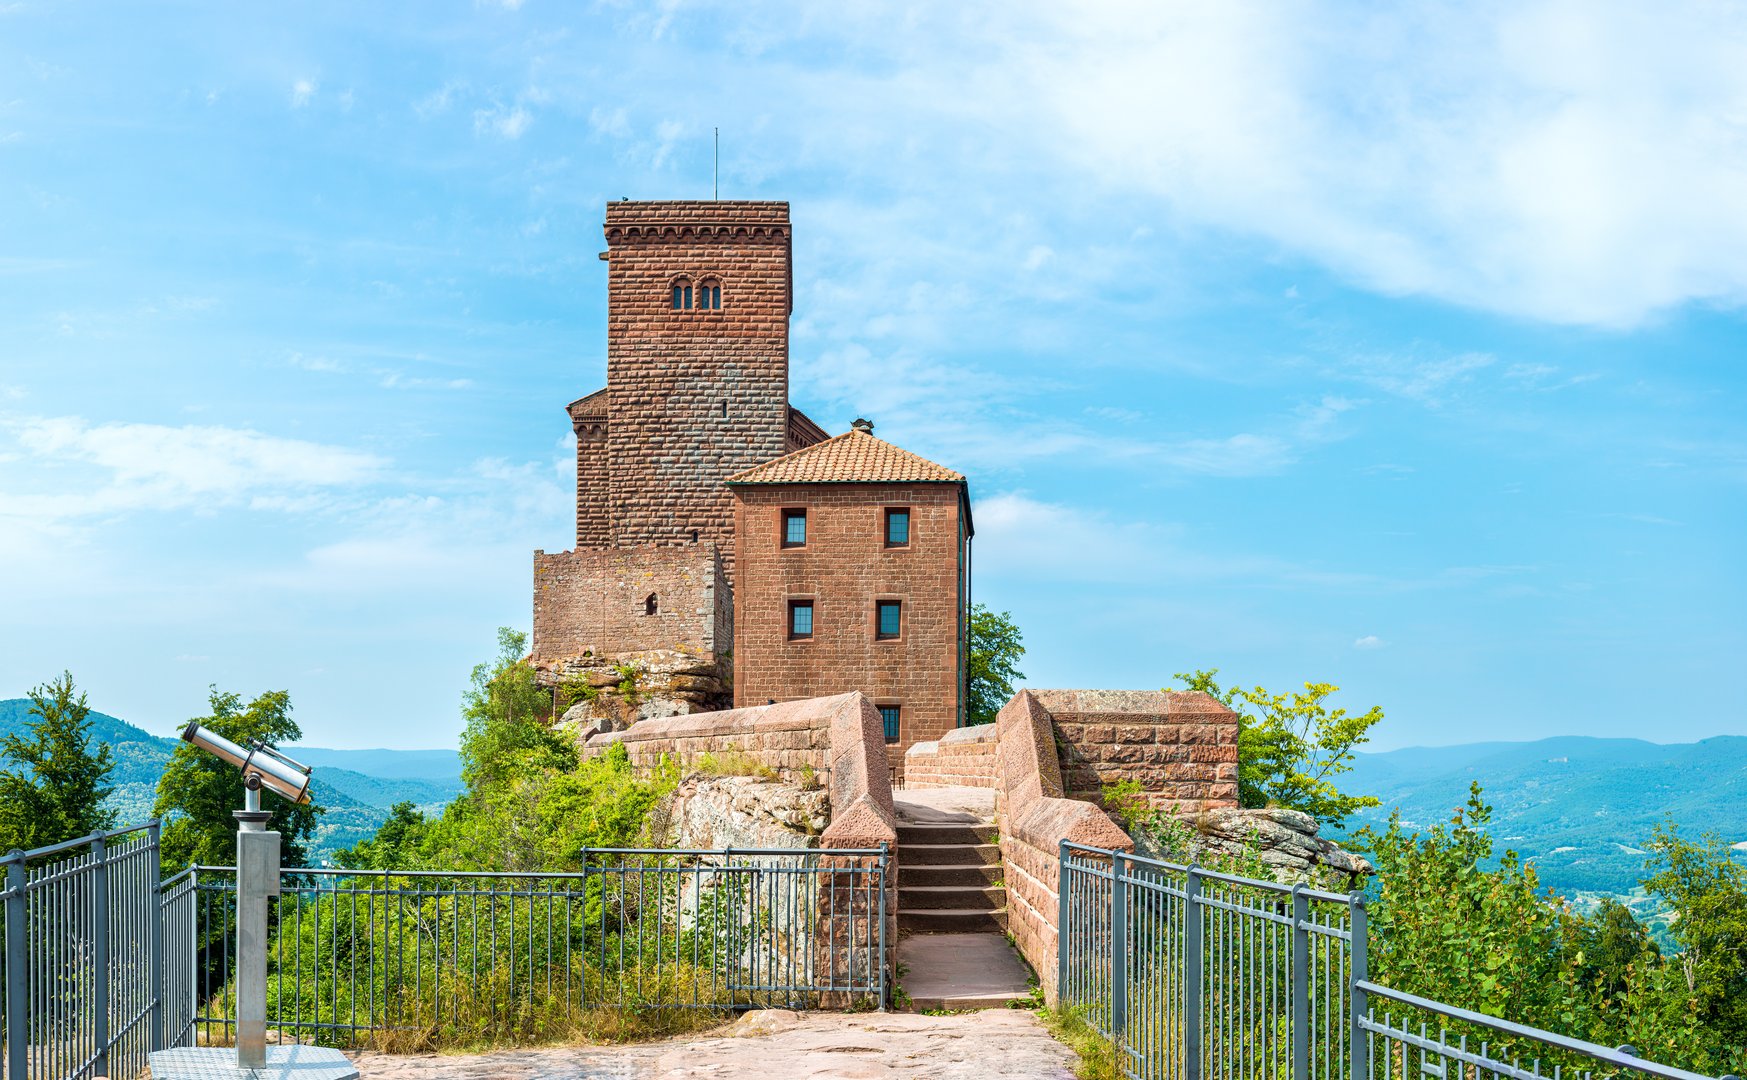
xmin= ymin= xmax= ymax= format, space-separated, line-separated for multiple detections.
xmin=896 ymin=819 xmax=1006 ymax=934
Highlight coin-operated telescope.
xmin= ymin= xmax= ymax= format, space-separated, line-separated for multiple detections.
xmin=149 ymin=727 xmax=357 ymax=1080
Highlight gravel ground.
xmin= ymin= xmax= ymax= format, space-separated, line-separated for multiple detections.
xmin=346 ymin=1008 xmax=1079 ymax=1079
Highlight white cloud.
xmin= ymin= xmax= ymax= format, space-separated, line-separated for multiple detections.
xmin=1354 ymin=635 xmax=1386 ymax=650
xmin=474 ymin=104 xmax=531 ymax=139
xmin=0 ymin=416 xmax=386 ymax=522
xmin=290 ymin=78 xmax=316 ymax=108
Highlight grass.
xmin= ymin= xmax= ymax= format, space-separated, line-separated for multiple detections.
xmin=1038 ymin=1005 xmax=1126 ymax=1080
xmin=694 ymin=750 xmax=779 ymax=780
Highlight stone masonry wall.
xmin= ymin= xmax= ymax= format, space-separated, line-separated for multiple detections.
xmin=603 ymin=201 xmax=794 ymax=586
xmin=732 ymin=481 xmax=964 ymax=774
xmin=1035 ymin=689 xmax=1240 ymax=815
xmin=570 ymin=394 xmax=610 ymax=548
xmin=531 ymin=543 xmax=729 ymax=663
xmin=993 ymin=691 xmax=1133 ymax=1005
xmin=902 ymin=723 xmax=996 ymax=789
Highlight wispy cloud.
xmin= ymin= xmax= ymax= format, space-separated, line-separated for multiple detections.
xmin=290 ymin=78 xmax=316 ymax=109
xmin=474 ymin=104 xmax=531 ymax=139
xmin=0 ymin=416 xmax=386 ymax=523
xmin=1353 ymin=635 xmax=1385 ymax=650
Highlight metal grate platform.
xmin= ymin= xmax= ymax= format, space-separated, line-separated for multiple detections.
xmin=148 ymin=1045 xmax=360 ymax=1080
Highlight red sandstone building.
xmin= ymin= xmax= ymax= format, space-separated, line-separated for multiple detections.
xmin=531 ymin=200 xmax=972 ymax=761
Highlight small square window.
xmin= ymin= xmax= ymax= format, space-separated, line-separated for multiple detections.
xmin=876 ymin=600 xmax=902 ymax=640
xmin=884 ymin=507 xmax=910 ymax=547
xmin=782 ymin=509 xmax=807 ymax=548
xmin=879 ymin=705 xmax=901 ymax=743
xmin=788 ymin=599 xmax=814 ymax=639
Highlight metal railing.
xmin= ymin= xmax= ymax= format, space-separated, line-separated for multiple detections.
xmin=2 ymin=823 xmax=163 ymax=1080
xmin=175 ymin=845 xmax=888 ymax=1047
xmin=1057 ymin=841 xmax=1738 ymax=1080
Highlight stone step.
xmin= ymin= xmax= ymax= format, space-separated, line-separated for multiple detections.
xmin=896 ymin=822 xmax=997 ymax=846
xmin=899 ymin=884 xmax=1005 ymax=911
xmin=898 ymin=907 xmax=1009 ymax=934
xmin=897 ymin=842 xmax=998 ymax=867
xmin=899 ymin=862 xmax=1002 ymax=888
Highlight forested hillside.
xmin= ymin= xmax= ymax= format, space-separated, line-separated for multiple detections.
xmin=1335 ymin=735 xmax=1747 ymax=901
xmin=0 ymin=699 xmax=462 ymax=864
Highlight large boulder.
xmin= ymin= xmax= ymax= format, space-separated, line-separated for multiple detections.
xmin=1130 ymin=806 xmax=1372 ymax=888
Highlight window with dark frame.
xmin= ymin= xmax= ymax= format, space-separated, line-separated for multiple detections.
xmin=878 ymin=705 xmax=901 ymax=743
xmin=884 ymin=507 xmax=910 ymax=547
xmin=699 ymin=281 xmax=722 ymax=310
xmin=671 ymin=281 xmax=693 ymax=310
xmin=788 ymin=599 xmax=814 ymax=639
xmin=782 ymin=509 xmax=807 ymax=547
xmin=876 ymin=600 xmax=902 ymax=640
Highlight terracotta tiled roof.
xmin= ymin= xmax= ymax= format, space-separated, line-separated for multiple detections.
xmin=726 ymin=429 xmax=964 ymax=485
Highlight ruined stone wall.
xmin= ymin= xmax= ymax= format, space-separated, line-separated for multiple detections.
xmin=531 ymin=543 xmax=728 ymax=663
xmin=731 ymin=481 xmax=965 ymax=772
xmin=1035 ymin=689 xmax=1239 ymax=815
xmin=603 ymin=201 xmax=793 ymax=585
xmin=902 ymin=723 xmax=996 ymax=789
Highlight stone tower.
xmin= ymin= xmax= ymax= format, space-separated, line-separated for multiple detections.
xmin=570 ymin=200 xmax=819 ymax=585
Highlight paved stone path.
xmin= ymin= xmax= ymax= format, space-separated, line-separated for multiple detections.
xmin=347 ymin=1009 xmax=1078 ymax=1079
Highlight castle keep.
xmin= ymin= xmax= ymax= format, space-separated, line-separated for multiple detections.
xmin=532 ymin=201 xmax=972 ymax=760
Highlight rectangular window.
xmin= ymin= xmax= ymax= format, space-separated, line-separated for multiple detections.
xmin=788 ymin=599 xmax=813 ymax=639
xmin=879 ymin=705 xmax=901 ymax=743
xmin=782 ymin=509 xmax=807 ymax=548
xmin=884 ymin=507 xmax=910 ymax=547
xmin=876 ymin=600 xmax=902 ymax=640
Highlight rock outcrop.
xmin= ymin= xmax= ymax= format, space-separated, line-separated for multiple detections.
xmin=651 ymin=774 xmax=828 ymax=850
xmin=541 ymin=647 xmax=732 ymax=739
xmin=1130 ymin=807 xmax=1372 ymax=888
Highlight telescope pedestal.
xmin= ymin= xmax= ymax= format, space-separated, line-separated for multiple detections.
xmin=148 ymin=1045 xmax=359 ymax=1079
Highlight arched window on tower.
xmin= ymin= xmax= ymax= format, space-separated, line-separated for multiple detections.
xmin=698 ymin=278 xmax=722 ymax=310
xmin=670 ymin=278 xmax=693 ymax=310
xmin=645 ymin=593 xmax=659 ymax=616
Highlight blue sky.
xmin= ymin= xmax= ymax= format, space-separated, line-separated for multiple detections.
xmin=2 ymin=2 xmax=1744 ymax=751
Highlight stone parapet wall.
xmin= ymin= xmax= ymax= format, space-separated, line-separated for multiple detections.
xmin=902 ymin=724 xmax=997 ymax=789
xmin=1034 ymin=689 xmax=1239 ymax=814
xmin=585 ymin=691 xmax=899 ymax=996
xmin=993 ymin=691 xmax=1133 ymax=1005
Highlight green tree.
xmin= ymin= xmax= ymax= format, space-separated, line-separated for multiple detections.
xmin=0 ymin=671 xmax=116 ymax=852
xmin=332 ymin=801 xmax=428 ymax=870
xmin=1639 ymin=824 xmax=1747 ymax=1047
xmin=1172 ymin=668 xmax=1381 ymax=825
xmin=154 ymin=687 xmax=323 ymax=873
xmin=459 ymin=627 xmax=575 ymax=792
xmin=965 ymin=603 xmax=1025 ymax=726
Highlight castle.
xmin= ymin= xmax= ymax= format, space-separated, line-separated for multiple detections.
xmin=531 ymin=201 xmax=972 ymax=764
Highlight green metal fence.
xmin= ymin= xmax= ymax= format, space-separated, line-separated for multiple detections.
xmin=1058 ymin=841 xmax=1739 ymax=1080
xmin=169 ymin=845 xmax=889 ymax=1048
xmin=1 ymin=823 xmax=163 ymax=1080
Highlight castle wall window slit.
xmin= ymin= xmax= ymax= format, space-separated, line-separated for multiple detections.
xmin=645 ymin=593 xmax=658 ymax=616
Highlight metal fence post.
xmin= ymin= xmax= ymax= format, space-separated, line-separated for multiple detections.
xmin=877 ymin=843 xmax=889 ymax=1012
xmin=1056 ymin=841 xmax=1070 ymax=1006
xmin=1350 ymin=892 xmax=1369 ymax=1080
xmin=5 ymin=852 xmax=27 ymax=1080
xmin=149 ymin=821 xmax=163 ymax=1052
xmin=1110 ymin=850 xmax=1127 ymax=1037
xmin=92 ymin=833 xmax=110 ymax=1076
xmin=1184 ymin=864 xmax=1203 ymax=1080
xmin=1291 ymin=883 xmax=1309 ymax=1080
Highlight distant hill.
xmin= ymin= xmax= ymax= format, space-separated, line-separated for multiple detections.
xmin=1331 ymin=735 xmax=1747 ymax=900
xmin=0 ymin=698 xmax=463 ymax=865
